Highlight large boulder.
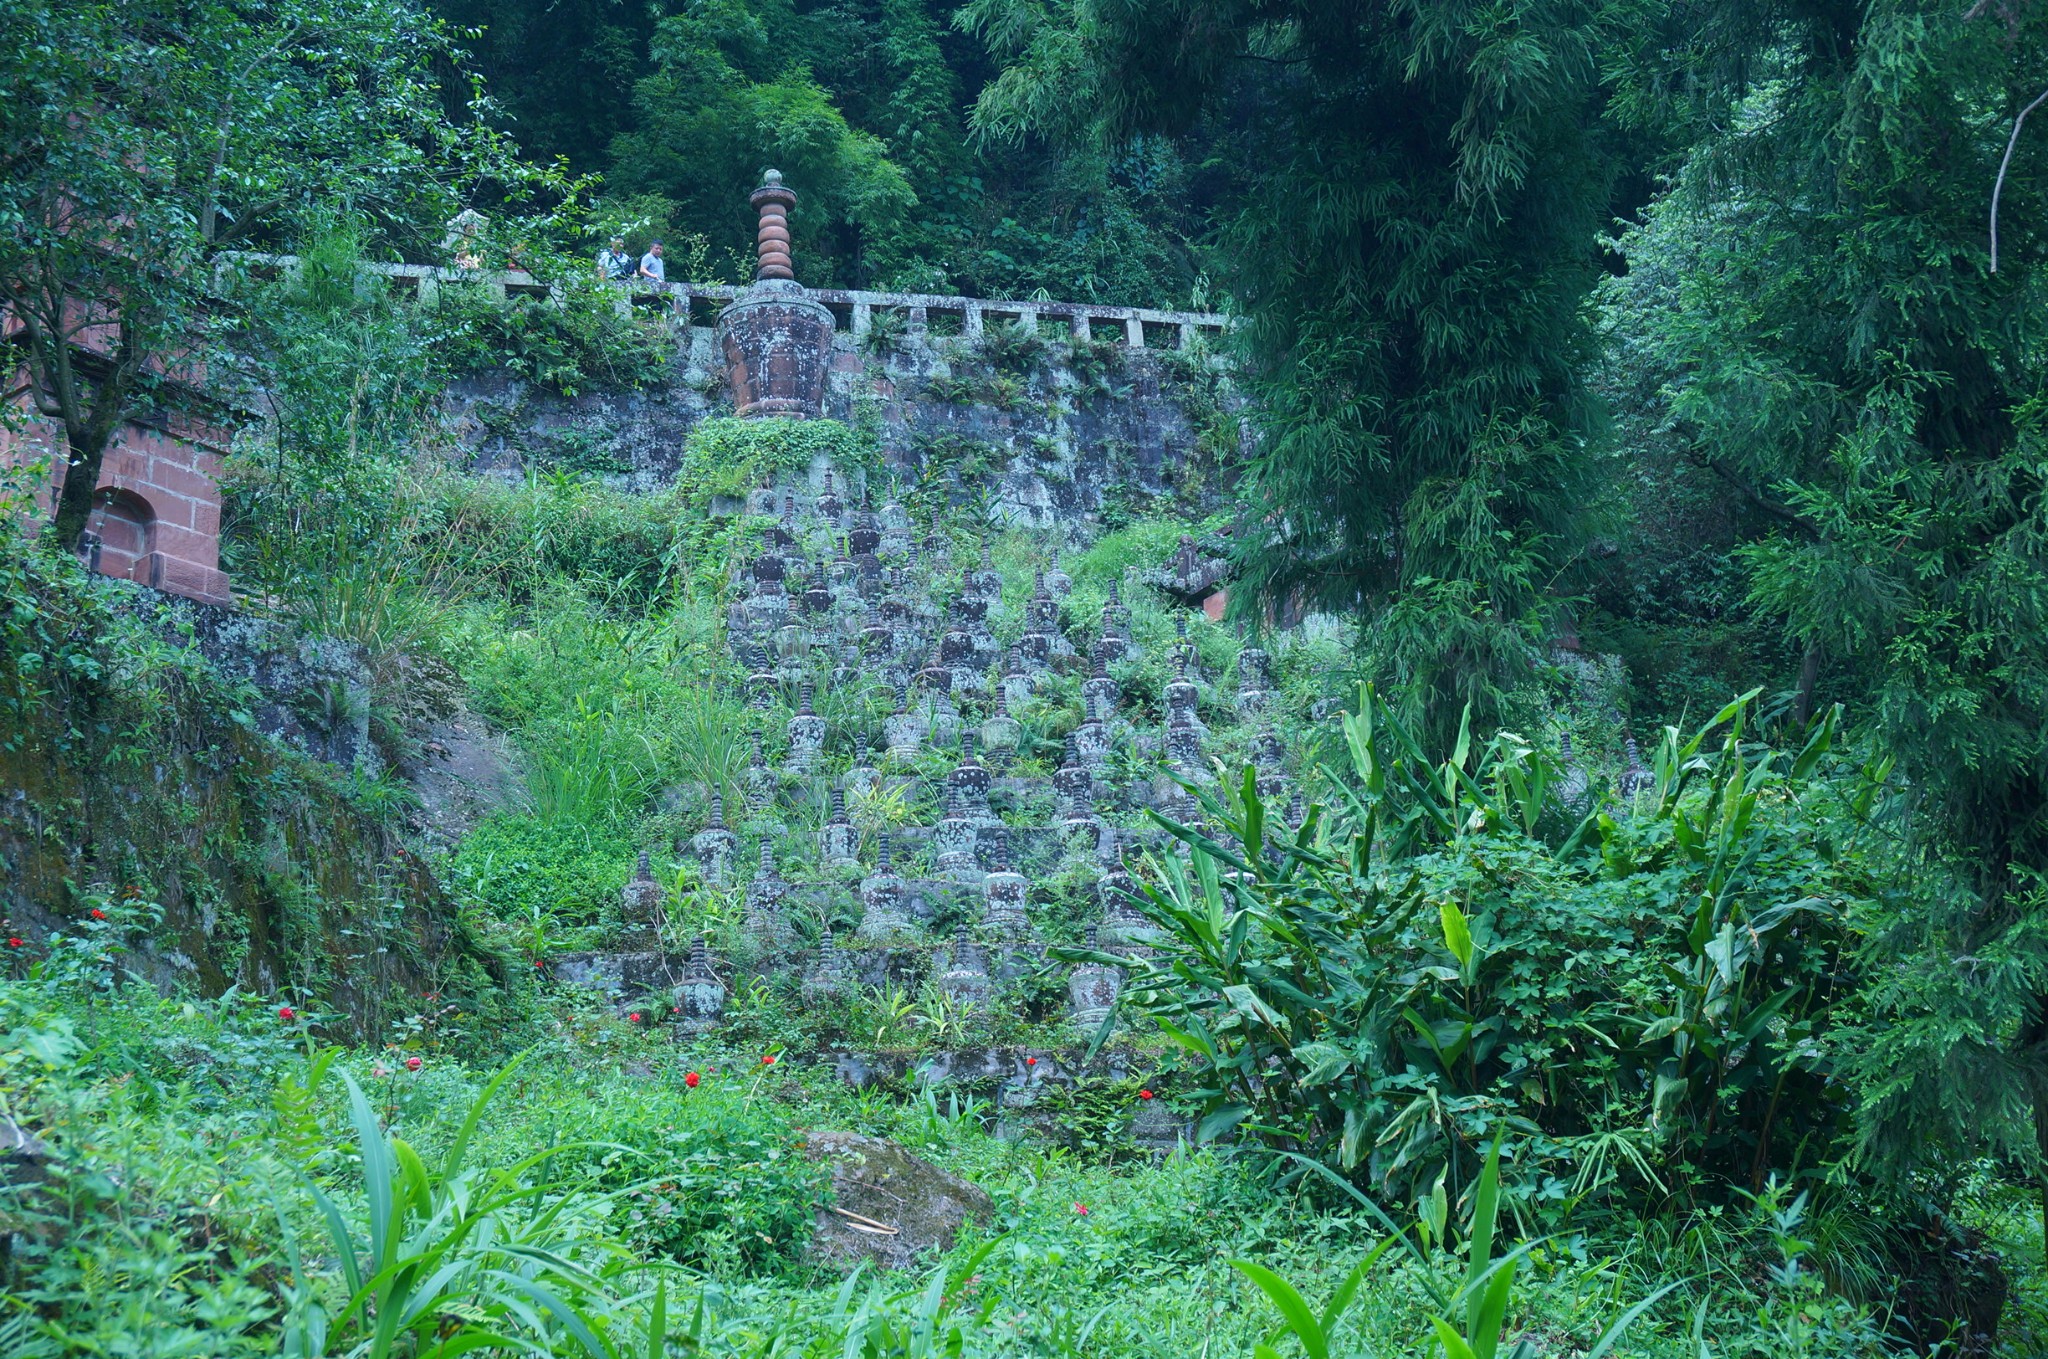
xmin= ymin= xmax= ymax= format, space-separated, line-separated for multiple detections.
xmin=801 ymin=1131 xmax=994 ymax=1272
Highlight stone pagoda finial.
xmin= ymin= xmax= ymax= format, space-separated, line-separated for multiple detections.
xmin=675 ymin=936 xmax=727 ymax=1034
xmin=691 ymin=793 xmax=739 ymax=886
xmin=822 ymin=785 xmax=858 ymax=867
xmin=751 ymin=169 xmax=798 ymax=281
xmin=621 ymin=848 xmax=665 ymax=942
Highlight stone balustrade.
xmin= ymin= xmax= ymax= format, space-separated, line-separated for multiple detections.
xmin=214 ymin=253 xmax=1233 ymax=352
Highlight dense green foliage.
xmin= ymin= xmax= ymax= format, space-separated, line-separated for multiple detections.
xmin=11 ymin=0 xmax=2048 ymax=1351
xmin=961 ymin=0 xmax=1633 ymax=741
xmin=1595 ymin=2 xmax=2048 ymax=1211
xmin=434 ymin=0 xmax=1205 ymax=300
xmin=0 ymin=0 xmax=555 ymax=545
xmin=10 ymin=952 xmax=1995 ymax=1356
xmin=1119 ymin=693 xmax=1879 ymax=1216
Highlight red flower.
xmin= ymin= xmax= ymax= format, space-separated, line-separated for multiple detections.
xmin=762 ymin=1054 xmax=777 ymax=1065
xmin=6 ymin=938 xmax=20 ymax=949
xmin=628 ymin=1012 xmax=642 ymax=1022
xmin=1025 ymin=1056 xmax=1037 ymax=1067
xmin=278 ymin=1006 xmax=296 ymax=1021
xmin=1139 ymin=1089 xmax=1154 ymax=1100
xmin=685 ymin=1071 xmax=701 ymax=1089
xmin=1072 ymin=1202 xmax=1089 ymax=1216
xmin=89 ymin=908 xmax=106 ymax=920
xmin=405 ymin=1056 xmax=423 ymax=1072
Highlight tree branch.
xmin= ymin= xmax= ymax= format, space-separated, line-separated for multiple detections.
xmin=1991 ymin=84 xmax=2048 ymax=273
xmin=1685 ymin=451 xmax=1824 ymax=539
xmin=5 ymin=305 xmax=77 ymax=427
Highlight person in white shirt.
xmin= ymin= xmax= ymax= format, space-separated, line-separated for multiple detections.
xmin=597 ymin=237 xmax=634 ymax=282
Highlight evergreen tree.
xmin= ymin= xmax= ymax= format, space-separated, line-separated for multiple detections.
xmin=964 ymin=0 xmax=1641 ymax=740
xmin=1604 ymin=0 xmax=2048 ymax=1234
xmin=430 ymin=0 xmax=1203 ymax=299
xmin=605 ymin=2 xmax=919 ymax=288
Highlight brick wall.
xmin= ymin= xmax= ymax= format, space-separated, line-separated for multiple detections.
xmin=0 ymin=374 xmax=233 ymax=606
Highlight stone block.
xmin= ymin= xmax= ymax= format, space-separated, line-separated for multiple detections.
xmin=144 ymin=456 xmax=220 ymax=501
xmin=718 ymin=281 xmax=836 ymax=419
xmin=802 ymin=1132 xmax=995 ymax=1272
xmin=145 ymin=553 xmax=231 ymax=606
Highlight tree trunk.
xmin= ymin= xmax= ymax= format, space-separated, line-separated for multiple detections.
xmin=1792 ymin=641 xmax=1823 ymax=727
xmin=39 ymin=318 xmax=141 ymax=552
xmin=51 ymin=429 xmax=110 ymax=551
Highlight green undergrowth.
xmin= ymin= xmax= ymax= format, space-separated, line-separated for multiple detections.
xmin=675 ymin=415 xmax=883 ymax=504
xmin=4 ymin=966 xmax=1982 ymax=1357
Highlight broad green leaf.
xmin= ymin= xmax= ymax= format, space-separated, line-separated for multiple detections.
xmin=1295 ymin=1042 xmax=1352 ymax=1087
xmin=1231 ymin=1259 xmax=1328 ymax=1359
xmin=1466 ymin=1134 xmax=1504 ymax=1329
xmin=1638 ymin=1015 xmax=1684 ymax=1044
xmin=1472 ymin=1257 xmax=1517 ymax=1359
xmin=1439 ymin=901 xmax=1474 ymax=972
xmin=1428 ymin=1315 xmax=1481 ymax=1359
xmin=1198 ymin=1103 xmax=1253 ymax=1142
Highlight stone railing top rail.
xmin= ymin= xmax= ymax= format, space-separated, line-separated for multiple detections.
xmin=214 ymin=253 xmax=1234 ymax=351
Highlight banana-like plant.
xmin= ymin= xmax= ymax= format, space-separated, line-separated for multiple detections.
xmin=1080 ymin=683 xmax=1875 ymax=1221
xmin=271 ymin=1051 xmax=650 ymax=1359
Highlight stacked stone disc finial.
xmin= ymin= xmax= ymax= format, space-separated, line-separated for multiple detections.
xmin=751 ymin=169 xmax=798 ymax=281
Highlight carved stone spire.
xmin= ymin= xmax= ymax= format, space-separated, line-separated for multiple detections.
xmin=750 ymin=169 xmax=798 ymax=281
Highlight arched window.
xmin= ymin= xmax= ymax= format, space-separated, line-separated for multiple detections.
xmin=83 ymin=487 xmax=156 ymax=582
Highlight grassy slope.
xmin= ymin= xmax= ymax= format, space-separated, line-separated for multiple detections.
xmin=7 ymin=975 xmax=1956 ymax=1357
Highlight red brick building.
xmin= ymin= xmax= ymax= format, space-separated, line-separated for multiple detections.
xmin=2 ymin=353 xmax=235 ymax=607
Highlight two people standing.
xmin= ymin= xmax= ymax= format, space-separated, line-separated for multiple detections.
xmin=596 ymin=237 xmax=666 ymax=285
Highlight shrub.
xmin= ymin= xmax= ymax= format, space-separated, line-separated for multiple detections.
xmin=675 ymin=416 xmax=879 ymax=504
xmin=1100 ymin=688 xmax=1885 ymax=1224
xmin=547 ymin=1068 xmax=828 ymax=1275
xmin=444 ymin=814 xmax=633 ymax=929
xmin=978 ymin=319 xmax=1049 ymax=376
xmin=431 ymin=277 xmax=670 ymax=395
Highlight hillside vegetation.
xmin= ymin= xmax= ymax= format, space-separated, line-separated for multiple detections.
xmin=4 ymin=1 xmax=2048 ymax=1356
